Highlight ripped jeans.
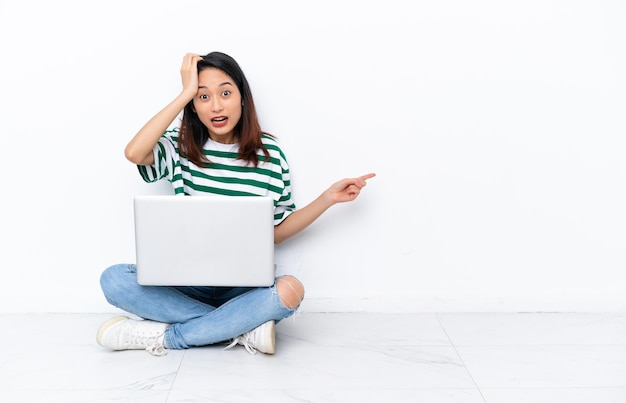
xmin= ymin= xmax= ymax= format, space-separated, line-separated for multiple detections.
xmin=99 ymin=264 xmax=296 ymax=349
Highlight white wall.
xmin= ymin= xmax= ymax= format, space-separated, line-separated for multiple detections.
xmin=1 ymin=0 xmax=624 ymax=313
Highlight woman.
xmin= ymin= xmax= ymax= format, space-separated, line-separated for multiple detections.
xmin=97 ymin=51 xmax=375 ymax=356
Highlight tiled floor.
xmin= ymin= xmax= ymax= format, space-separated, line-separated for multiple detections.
xmin=1 ymin=312 xmax=625 ymax=402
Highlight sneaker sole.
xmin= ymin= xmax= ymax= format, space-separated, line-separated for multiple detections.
xmin=264 ymin=320 xmax=276 ymax=355
xmin=96 ymin=316 xmax=129 ymax=346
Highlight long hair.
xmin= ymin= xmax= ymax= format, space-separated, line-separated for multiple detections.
xmin=178 ymin=51 xmax=271 ymax=167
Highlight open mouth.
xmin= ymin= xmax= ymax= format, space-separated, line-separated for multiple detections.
xmin=211 ymin=116 xmax=228 ymax=127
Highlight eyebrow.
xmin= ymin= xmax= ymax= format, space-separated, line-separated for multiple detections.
xmin=198 ymin=81 xmax=234 ymax=89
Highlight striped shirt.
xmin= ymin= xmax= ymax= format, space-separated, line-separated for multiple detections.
xmin=137 ymin=128 xmax=296 ymax=225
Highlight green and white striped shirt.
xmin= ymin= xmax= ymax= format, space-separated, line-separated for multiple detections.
xmin=137 ymin=128 xmax=296 ymax=225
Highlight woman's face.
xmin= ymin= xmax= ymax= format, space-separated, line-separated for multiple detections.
xmin=193 ymin=67 xmax=243 ymax=144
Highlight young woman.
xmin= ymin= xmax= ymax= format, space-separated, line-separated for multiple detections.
xmin=97 ymin=51 xmax=375 ymax=356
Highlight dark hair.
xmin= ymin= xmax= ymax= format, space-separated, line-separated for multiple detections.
xmin=178 ymin=51 xmax=271 ymax=167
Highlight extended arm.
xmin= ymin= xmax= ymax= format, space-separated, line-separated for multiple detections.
xmin=274 ymin=173 xmax=376 ymax=244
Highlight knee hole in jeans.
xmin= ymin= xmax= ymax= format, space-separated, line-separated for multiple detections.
xmin=276 ymin=275 xmax=305 ymax=310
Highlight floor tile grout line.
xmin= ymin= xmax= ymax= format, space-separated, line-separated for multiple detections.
xmin=435 ymin=313 xmax=489 ymax=403
xmin=164 ymin=349 xmax=186 ymax=403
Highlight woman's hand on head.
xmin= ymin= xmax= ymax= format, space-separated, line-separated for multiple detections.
xmin=180 ymin=53 xmax=203 ymax=97
xmin=324 ymin=173 xmax=376 ymax=205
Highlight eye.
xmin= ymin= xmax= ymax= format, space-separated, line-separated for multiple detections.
xmin=221 ymin=90 xmax=231 ymax=97
xmin=199 ymin=94 xmax=209 ymax=100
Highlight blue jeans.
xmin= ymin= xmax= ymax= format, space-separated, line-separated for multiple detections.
xmin=99 ymin=264 xmax=296 ymax=349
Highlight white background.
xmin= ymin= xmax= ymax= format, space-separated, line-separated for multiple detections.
xmin=1 ymin=0 xmax=624 ymax=313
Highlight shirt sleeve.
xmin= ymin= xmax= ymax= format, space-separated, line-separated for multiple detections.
xmin=136 ymin=133 xmax=179 ymax=184
xmin=273 ymin=148 xmax=296 ymax=225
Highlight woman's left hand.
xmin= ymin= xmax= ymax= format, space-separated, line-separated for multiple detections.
xmin=324 ymin=173 xmax=376 ymax=204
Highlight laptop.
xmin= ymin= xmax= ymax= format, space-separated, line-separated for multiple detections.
xmin=133 ymin=195 xmax=275 ymax=286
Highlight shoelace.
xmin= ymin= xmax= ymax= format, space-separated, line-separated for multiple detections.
xmin=223 ymin=336 xmax=257 ymax=355
xmin=127 ymin=327 xmax=165 ymax=350
xmin=146 ymin=343 xmax=168 ymax=357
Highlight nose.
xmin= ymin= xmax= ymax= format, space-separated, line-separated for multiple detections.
xmin=210 ymin=97 xmax=223 ymax=112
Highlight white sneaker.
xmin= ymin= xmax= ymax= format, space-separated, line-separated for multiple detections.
xmin=224 ymin=320 xmax=276 ymax=355
xmin=96 ymin=316 xmax=169 ymax=356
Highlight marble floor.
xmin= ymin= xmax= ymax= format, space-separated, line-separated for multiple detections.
xmin=1 ymin=312 xmax=625 ymax=402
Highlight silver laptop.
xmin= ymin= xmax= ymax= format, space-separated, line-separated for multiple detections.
xmin=133 ymin=195 xmax=275 ymax=286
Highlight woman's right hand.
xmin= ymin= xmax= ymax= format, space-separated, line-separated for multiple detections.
xmin=180 ymin=53 xmax=203 ymax=97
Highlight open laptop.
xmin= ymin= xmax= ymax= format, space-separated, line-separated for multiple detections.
xmin=133 ymin=195 xmax=275 ymax=286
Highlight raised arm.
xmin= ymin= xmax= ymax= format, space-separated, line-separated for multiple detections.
xmin=125 ymin=53 xmax=203 ymax=165
xmin=274 ymin=173 xmax=376 ymax=244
